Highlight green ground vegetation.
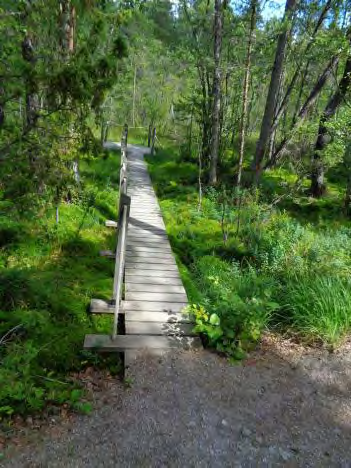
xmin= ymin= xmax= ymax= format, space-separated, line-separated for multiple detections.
xmin=0 ymin=150 xmax=120 ymax=422
xmin=146 ymin=144 xmax=351 ymax=359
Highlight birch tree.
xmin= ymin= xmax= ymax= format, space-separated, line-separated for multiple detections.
xmin=236 ymin=0 xmax=257 ymax=188
xmin=209 ymin=0 xmax=225 ymax=185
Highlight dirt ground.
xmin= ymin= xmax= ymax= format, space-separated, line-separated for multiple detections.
xmin=2 ymin=334 xmax=351 ymax=467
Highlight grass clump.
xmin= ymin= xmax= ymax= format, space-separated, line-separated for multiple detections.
xmin=280 ymin=275 xmax=351 ymax=347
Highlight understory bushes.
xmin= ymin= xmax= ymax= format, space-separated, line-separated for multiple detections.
xmin=147 ymin=149 xmax=351 ymax=356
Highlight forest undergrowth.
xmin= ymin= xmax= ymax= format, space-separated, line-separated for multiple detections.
xmin=146 ymin=144 xmax=351 ymax=360
xmin=0 ymin=150 xmax=121 ymax=424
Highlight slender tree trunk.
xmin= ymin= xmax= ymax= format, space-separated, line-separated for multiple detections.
xmin=22 ymin=35 xmax=38 ymax=132
xmin=209 ymin=0 xmax=224 ymax=186
xmin=0 ymin=85 xmax=4 ymax=127
xmin=344 ymin=142 xmax=351 ymax=216
xmin=132 ymin=62 xmax=137 ymax=127
xmin=253 ymin=0 xmax=298 ymax=182
xmin=198 ymin=65 xmax=211 ymax=165
xmin=270 ymin=0 xmax=332 ymax=134
xmin=268 ymin=53 xmax=340 ymax=167
xmin=60 ymin=0 xmax=75 ymax=54
xmin=60 ymin=1 xmax=79 ymax=184
xmin=291 ymin=60 xmax=310 ymax=126
xmin=236 ymin=0 xmax=256 ymax=188
xmin=310 ymin=35 xmax=351 ymax=197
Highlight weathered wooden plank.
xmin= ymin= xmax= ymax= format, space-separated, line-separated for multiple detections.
xmin=126 ymin=247 xmax=173 ymax=255
xmin=84 ymin=334 xmax=200 ymax=351
xmin=126 ymin=283 xmax=186 ymax=294
xmin=129 ymin=221 xmax=165 ymax=228
xmin=126 ymin=257 xmax=176 ymax=265
xmin=126 ymin=311 xmax=191 ymax=323
xmin=128 ymin=231 xmax=168 ymax=239
xmin=126 ymin=321 xmax=195 ymax=336
xmin=128 ymin=227 xmax=166 ymax=233
xmin=122 ymin=301 xmax=188 ymax=312
xmin=126 ymin=254 xmax=174 ymax=262
xmin=90 ymin=298 xmax=113 ymax=314
xmin=129 ymin=223 xmax=165 ymax=229
xmin=125 ymin=269 xmax=181 ymax=278
xmin=130 ymin=213 xmax=162 ymax=217
xmin=126 ymin=242 xmax=172 ymax=250
xmin=129 ymin=212 xmax=162 ymax=217
xmin=125 ymin=292 xmax=188 ymax=302
xmin=127 ymin=237 xmax=170 ymax=244
xmin=128 ymin=225 xmax=166 ymax=232
xmin=126 ymin=246 xmax=173 ymax=254
xmin=125 ymin=275 xmax=183 ymax=285
xmin=126 ymin=263 xmax=178 ymax=271
xmin=129 ymin=216 xmax=164 ymax=222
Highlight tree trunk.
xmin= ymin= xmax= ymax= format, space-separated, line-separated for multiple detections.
xmin=132 ymin=62 xmax=137 ymax=127
xmin=236 ymin=0 xmax=257 ymax=188
xmin=22 ymin=35 xmax=38 ymax=132
xmin=268 ymin=53 xmax=340 ymax=167
xmin=60 ymin=0 xmax=75 ymax=54
xmin=310 ymin=35 xmax=351 ymax=197
xmin=253 ymin=0 xmax=298 ymax=182
xmin=0 ymin=85 xmax=4 ymax=127
xmin=270 ymin=0 xmax=332 ymax=134
xmin=60 ymin=1 xmax=79 ymax=183
xmin=198 ymin=65 xmax=211 ymax=166
xmin=209 ymin=0 xmax=224 ymax=186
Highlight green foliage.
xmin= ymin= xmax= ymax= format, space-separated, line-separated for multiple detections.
xmin=190 ymin=256 xmax=278 ymax=358
xmin=0 ymin=152 xmax=121 ymax=419
xmin=280 ymin=275 xmax=351 ymax=347
xmin=148 ymin=144 xmax=351 ymax=358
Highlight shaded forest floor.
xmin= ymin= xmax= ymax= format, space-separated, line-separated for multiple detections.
xmin=2 ymin=335 xmax=351 ymax=467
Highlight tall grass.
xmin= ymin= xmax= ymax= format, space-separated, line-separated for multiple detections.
xmin=280 ymin=276 xmax=351 ymax=346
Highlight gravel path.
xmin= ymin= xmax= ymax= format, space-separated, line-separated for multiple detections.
xmin=3 ymin=336 xmax=351 ymax=467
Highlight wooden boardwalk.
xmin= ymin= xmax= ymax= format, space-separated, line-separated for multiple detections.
xmin=84 ymin=143 xmax=200 ymax=363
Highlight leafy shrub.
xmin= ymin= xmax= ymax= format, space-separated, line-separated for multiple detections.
xmin=190 ymin=256 xmax=279 ymax=358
